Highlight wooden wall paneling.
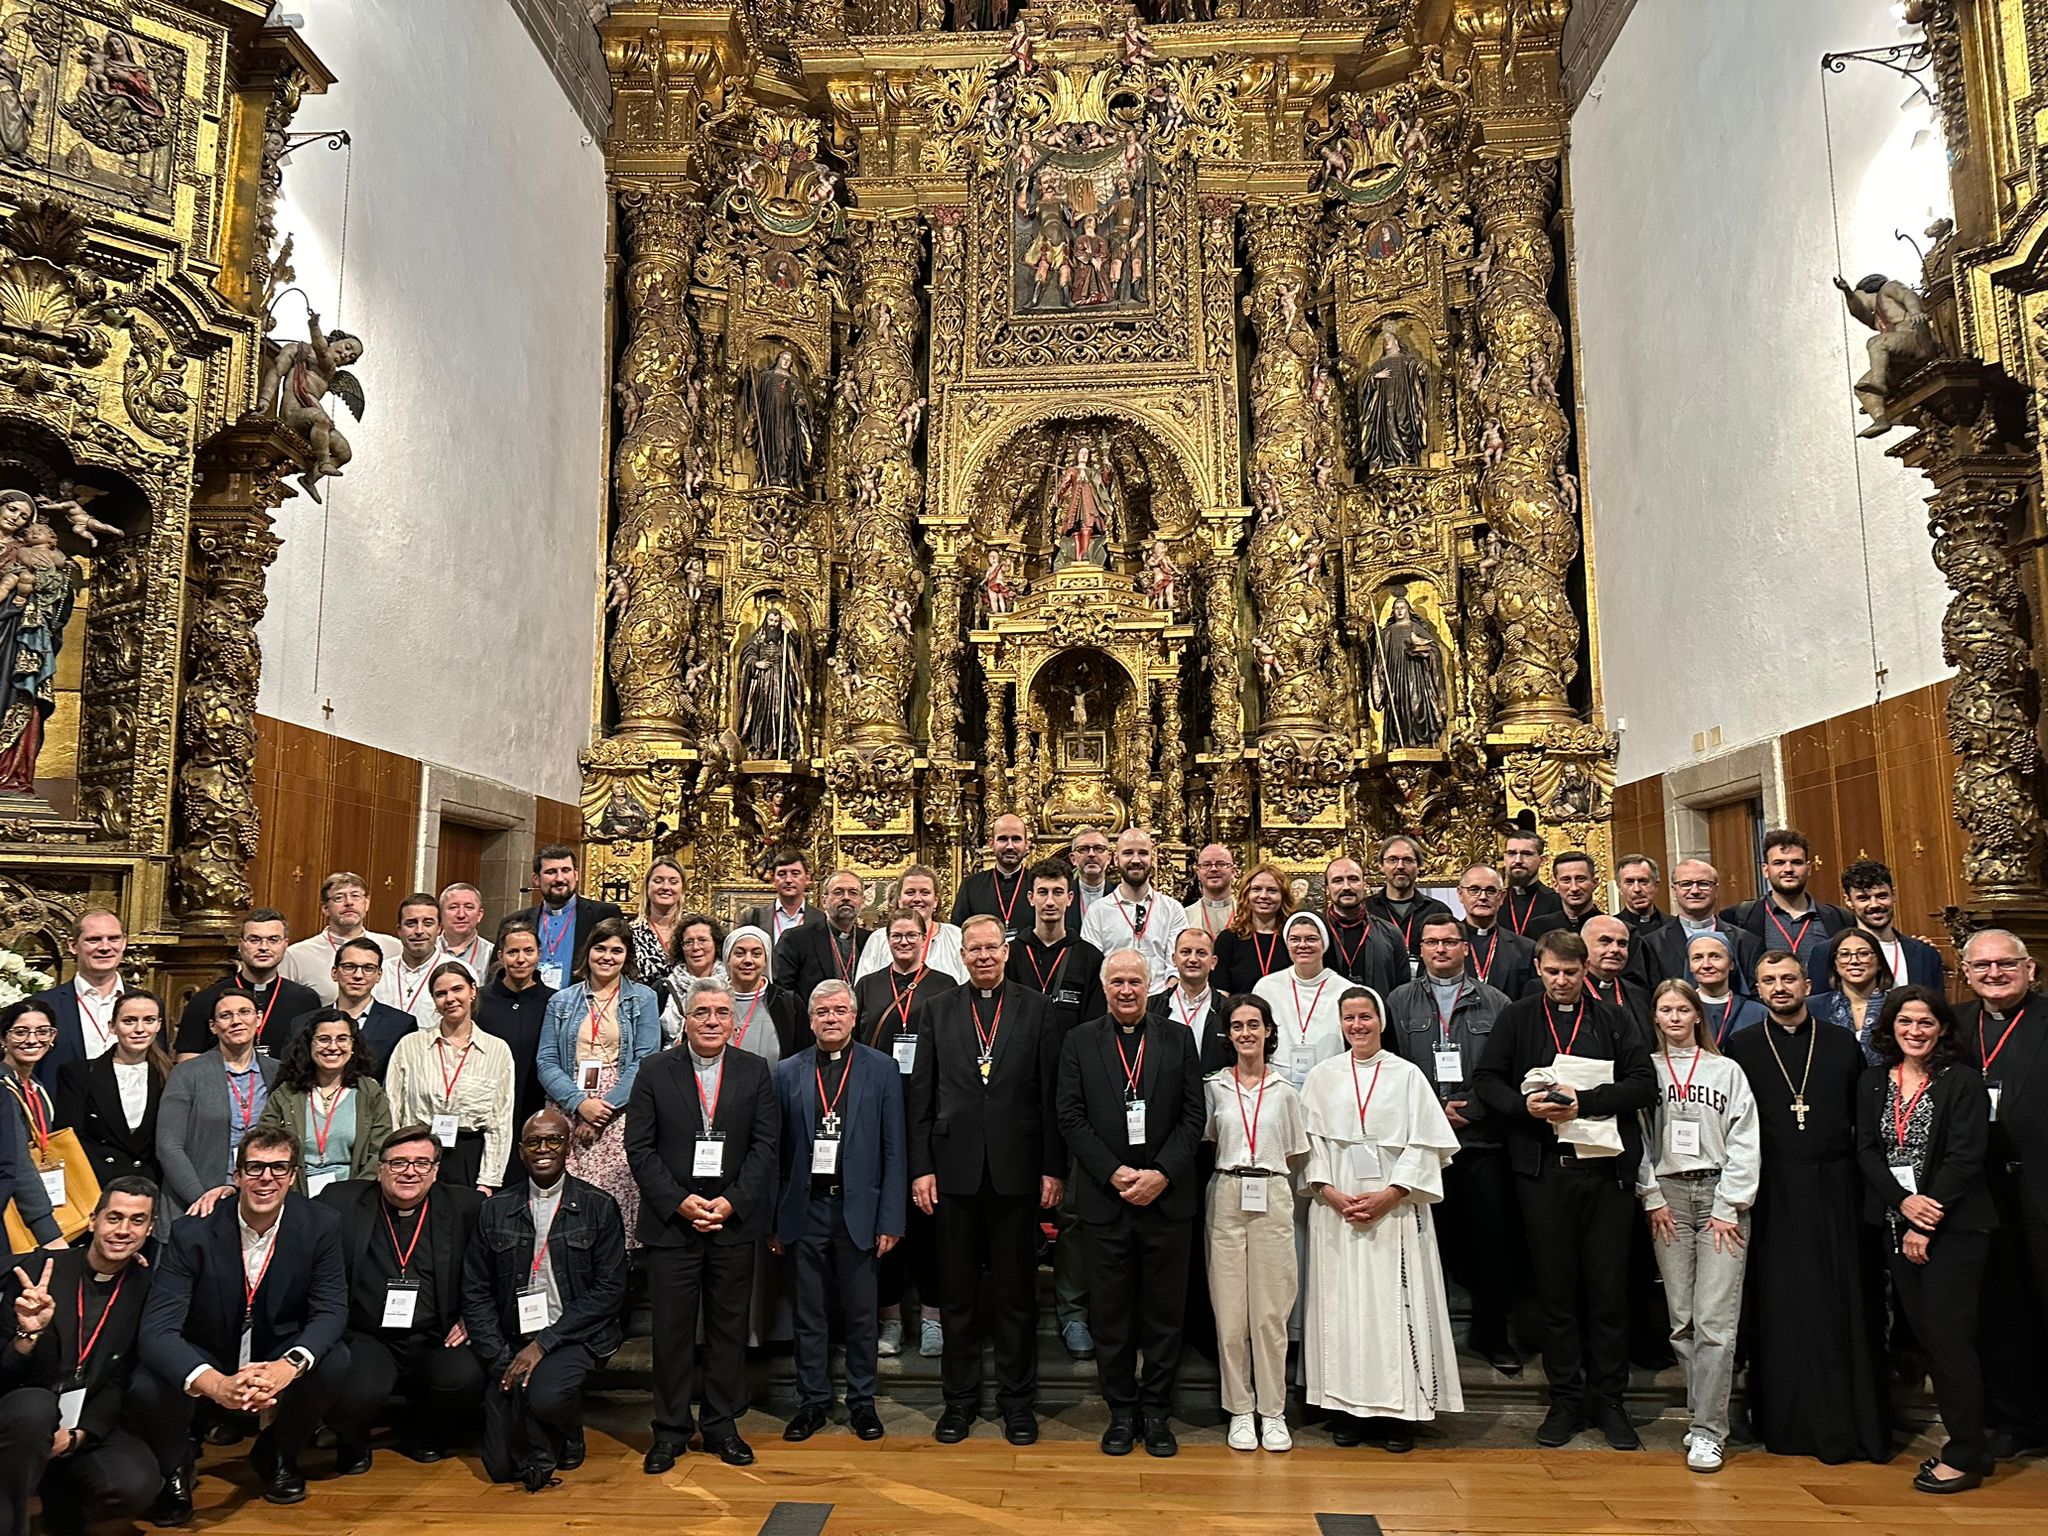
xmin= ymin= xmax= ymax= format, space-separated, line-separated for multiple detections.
xmin=1779 ymin=720 xmax=1842 ymax=899
xmin=533 ymin=797 xmax=584 ymax=856
xmin=1823 ymin=705 xmax=1882 ymax=904
xmin=1706 ymin=800 xmax=1760 ymax=905
xmin=436 ymin=821 xmax=489 ymax=893
xmin=1876 ymin=683 xmax=1969 ymax=975
xmin=1610 ymin=777 xmax=1670 ymax=886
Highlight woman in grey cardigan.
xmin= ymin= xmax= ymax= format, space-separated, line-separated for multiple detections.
xmin=155 ymin=989 xmax=280 ymax=1213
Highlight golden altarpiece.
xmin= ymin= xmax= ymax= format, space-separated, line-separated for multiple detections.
xmin=584 ymin=0 xmax=1616 ymax=914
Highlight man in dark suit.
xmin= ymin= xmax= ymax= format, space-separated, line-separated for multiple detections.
xmin=950 ymin=814 xmax=1033 ymax=939
xmin=1057 ymin=948 xmax=1208 ymax=1458
xmin=1458 ymin=864 xmax=1537 ymax=998
xmin=170 ymin=909 xmax=321 ymax=1060
xmin=1957 ymin=929 xmax=2048 ymax=1459
xmin=1840 ymin=858 xmax=1949 ymax=991
xmin=1720 ymin=828 xmax=1851 ymax=977
xmin=625 ymin=981 xmax=778 ymax=1472
xmin=737 ymin=847 xmax=824 ymax=950
xmin=775 ymin=869 xmax=871 ymax=1006
xmin=0 ymin=1178 xmax=158 ymax=1536
xmin=307 ymin=936 xmax=419 ymax=1077
xmin=909 ymin=914 xmax=1064 ymax=1446
xmin=29 ymin=907 xmax=128 ymax=1090
xmin=771 ymin=981 xmax=906 ymax=1443
xmin=1147 ymin=927 xmax=1232 ymax=1072
xmin=1649 ymin=859 xmax=1764 ymax=993
xmin=135 ymin=1127 xmax=350 ymax=1515
xmin=316 ymin=1125 xmax=484 ymax=1470
xmin=1502 ymin=829 xmax=1565 ymax=938
xmin=507 ymin=845 xmax=626 ymax=992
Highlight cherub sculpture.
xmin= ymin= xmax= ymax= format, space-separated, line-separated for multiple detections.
xmin=1143 ymin=539 xmax=1178 ymax=612
xmin=1003 ymin=18 xmax=1036 ymax=76
xmin=257 ymin=310 xmax=365 ymax=504
xmin=35 ymin=481 xmax=120 ymax=548
xmin=605 ymin=564 xmax=631 ymax=618
xmin=1119 ymin=18 xmax=1158 ymax=69
xmin=982 ymin=547 xmax=1018 ymax=618
xmin=1479 ymin=421 xmax=1504 ymax=471
xmin=1834 ymin=272 xmax=1942 ymax=436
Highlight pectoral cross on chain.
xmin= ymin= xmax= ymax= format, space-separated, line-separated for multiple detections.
xmin=1791 ymin=1096 xmax=1809 ymax=1132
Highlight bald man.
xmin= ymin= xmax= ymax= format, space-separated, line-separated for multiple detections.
xmin=952 ymin=815 xmax=1035 ymax=940
xmin=1581 ymin=916 xmax=1649 ymax=1037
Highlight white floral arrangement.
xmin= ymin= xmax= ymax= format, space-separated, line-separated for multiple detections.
xmin=0 ymin=947 xmax=55 ymax=1010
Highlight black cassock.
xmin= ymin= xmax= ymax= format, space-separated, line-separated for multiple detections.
xmin=1726 ymin=1017 xmax=1892 ymax=1463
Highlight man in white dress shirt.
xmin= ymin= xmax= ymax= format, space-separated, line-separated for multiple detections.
xmin=1081 ymin=828 xmax=1186 ymax=998
xmin=373 ymin=894 xmax=444 ymax=1029
xmin=281 ymin=873 xmax=402 ymax=1005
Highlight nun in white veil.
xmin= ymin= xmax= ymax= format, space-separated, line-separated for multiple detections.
xmin=1252 ymin=911 xmax=1348 ymax=1089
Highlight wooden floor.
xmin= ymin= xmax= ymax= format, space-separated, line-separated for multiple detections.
xmin=166 ymin=1397 xmax=2048 ymax=1536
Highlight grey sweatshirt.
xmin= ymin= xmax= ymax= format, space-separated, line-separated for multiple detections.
xmin=1634 ymin=1046 xmax=1762 ymax=1223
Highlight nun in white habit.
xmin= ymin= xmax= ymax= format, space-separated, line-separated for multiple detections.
xmin=1301 ymin=983 xmax=1463 ymax=1450
xmin=1252 ymin=911 xmax=1349 ymax=1089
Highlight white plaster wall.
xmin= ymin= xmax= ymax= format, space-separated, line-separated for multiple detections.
xmin=1573 ymin=0 xmax=1955 ymax=783
xmin=253 ymin=0 xmax=608 ymax=802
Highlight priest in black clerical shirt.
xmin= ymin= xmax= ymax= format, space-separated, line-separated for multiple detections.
xmin=951 ymin=814 xmax=1034 ymax=940
xmin=1008 ymin=861 xmax=1105 ymax=1037
xmin=1319 ymin=857 xmax=1409 ymax=998
xmin=318 ymin=1125 xmax=484 ymax=1471
xmin=777 ymin=871 xmax=872 ymax=1010
xmin=1502 ymin=831 xmax=1566 ymax=938
xmin=1363 ymin=836 xmax=1455 ymax=967
xmin=1613 ymin=856 xmax=1670 ymax=981
xmin=1581 ymin=917 xmax=1651 ymax=1038
xmin=1458 ymin=864 xmax=1537 ymax=999
xmin=1724 ymin=950 xmax=1889 ymax=1464
xmin=172 ymin=909 xmax=321 ymax=1058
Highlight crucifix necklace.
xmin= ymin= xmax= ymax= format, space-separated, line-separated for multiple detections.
xmin=1763 ymin=1018 xmax=1818 ymax=1131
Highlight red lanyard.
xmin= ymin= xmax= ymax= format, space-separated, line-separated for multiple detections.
xmin=76 ymin=986 xmax=118 ymax=1050
xmin=1331 ymin=920 xmax=1369 ymax=973
xmin=528 ymin=1197 xmax=556 ymax=1282
xmin=434 ymin=1036 xmax=473 ymax=1101
xmin=444 ymin=937 xmax=482 ymax=971
xmin=1766 ymin=905 xmax=1813 ymax=953
xmin=1592 ymin=978 xmax=1624 ymax=1009
xmin=993 ymin=872 xmax=1023 ymax=930
xmin=538 ymin=902 xmax=573 ymax=957
xmin=1197 ymin=900 xmax=1225 ymax=937
xmin=10 ymin=1079 xmax=48 ymax=1156
xmin=225 ymin=1065 xmax=260 ymax=1134
xmin=1251 ymin=930 xmax=1280 ymax=975
xmin=694 ymin=1058 xmax=723 ymax=1125
xmin=243 ymin=1230 xmax=277 ymax=1321
xmin=1232 ymin=1067 xmax=1267 ymax=1160
xmin=972 ymin=993 xmax=1004 ymax=1060
xmin=74 ymin=1269 xmax=126 ymax=1376
xmin=1173 ymin=988 xmax=1207 ymax=1032
xmin=309 ymin=1085 xmax=349 ymax=1160
xmin=1115 ymin=1030 xmax=1146 ymax=1099
xmin=1542 ymin=997 xmax=1581 ymax=1055
xmin=1025 ymin=942 xmax=1070 ymax=994
xmin=1664 ymin=1047 xmax=1702 ymax=1102
xmin=816 ymin=1057 xmax=852 ymax=1121
xmin=395 ymin=963 xmax=434 ymax=1014
xmin=381 ymin=1196 xmax=430 ymax=1276
xmin=773 ymin=905 xmax=805 ymax=940
xmin=1351 ymin=1054 xmax=1384 ymax=1134
xmin=732 ymin=992 xmax=764 ymax=1048
xmin=1506 ymin=888 xmax=1537 ymax=935
xmin=1892 ymin=1066 xmax=1931 ymax=1150
xmin=236 ymin=976 xmax=282 ymax=1039
xmin=832 ymin=930 xmax=857 ymax=984
xmin=888 ymin=969 xmax=927 ymax=1033
xmin=1471 ymin=928 xmax=1499 ymax=981
xmin=1115 ymin=896 xmax=1152 ymax=940
xmin=1290 ymin=973 xmax=1329 ymax=1045
xmin=1711 ymin=999 xmax=1739 ymax=1046
xmin=1981 ymin=1004 xmax=2026 ymax=1071
xmin=586 ymin=987 xmax=620 ymax=1047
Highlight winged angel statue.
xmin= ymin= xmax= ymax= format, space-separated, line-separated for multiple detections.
xmin=258 ymin=310 xmax=365 ymax=503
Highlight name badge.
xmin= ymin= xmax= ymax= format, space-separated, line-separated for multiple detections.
xmin=516 ymin=1284 xmax=549 ymax=1336
xmin=893 ymin=1034 xmax=917 ymax=1075
xmin=1239 ymin=1177 xmax=1268 ymax=1214
xmin=693 ymin=1132 xmax=725 ymax=1178
xmin=579 ymin=1058 xmax=604 ymax=1093
xmin=1347 ymin=1142 xmax=1382 ymax=1183
xmin=307 ymin=1170 xmax=340 ymax=1196
xmin=1125 ymin=1100 xmax=1147 ymax=1142
xmin=1290 ymin=1045 xmax=1318 ymax=1075
xmin=1987 ymin=1082 xmax=2002 ymax=1121
xmin=382 ymin=1281 xmax=420 ymax=1330
xmin=431 ymin=1113 xmax=460 ymax=1149
xmin=1432 ymin=1049 xmax=1462 ymax=1085
xmin=1407 ymin=956 xmax=1422 ymax=979
xmin=1669 ymin=1120 xmax=1701 ymax=1158
xmin=540 ymin=964 xmax=564 ymax=990
xmin=39 ymin=1166 xmax=64 ymax=1206
xmin=57 ymin=1386 xmax=85 ymax=1431
xmin=1890 ymin=1162 xmax=1919 ymax=1195
xmin=812 ymin=1136 xmax=840 ymax=1176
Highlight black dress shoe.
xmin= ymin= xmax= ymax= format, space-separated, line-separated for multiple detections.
xmin=1913 ymin=1466 xmax=1985 ymax=1494
xmin=1004 ymin=1411 xmax=1038 ymax=1446
xmin=334 ymin=1442 xmax=373 ymax=1476
xmin=1101 ymin=1411 xmax=1136 ymax=1456
xmin=785 ymin=1404 xmax=830 ymax=1442
xmin=1987 ymin=1428 xmax=2048 ymax=1460
xmin=251 ymin=1430 xmax=308 ymax=1505
xmin=1536 ymin=1403 xmax=1583 ymax=1448
xmin=1142 ymin=1417 xmax=1178 ymax=1458
xmin=1482 ymin=1343 xmax=1524 ymax=1376
xmin=557 ymin=1435 xmax=586 ymax=1471
xmin=396 ymin=1440 xmax=446 ymax=1464
xmin=935 ymin=1407 xmax=974 ymax=1443
xmin=707 ymin=1432 xmax=755 ymax=1467
xmin=850 ymin=1402 xmax=885 ymax=1441
xmin=1381 ymin=1419 xmax=1415 ymax=1454
xmin=1331 ymin=1414 xmax=1371 ymax=1448
xmin=520 ymin=1459 xmax=561 ymax=1494
xmin=1594 ymin=1403 xmax=1641 ymax=1452
xmin=148 ymin=1462 xmax=194 ymax=1528
xmin=643 ymin=1439 xmax=686 ymax=1474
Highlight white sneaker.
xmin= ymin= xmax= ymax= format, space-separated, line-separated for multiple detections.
xmin=920 ymin=1318 xmax=944 ymax=1357
xmin=877 ymin=1318 xmax=902 ymax=1358
xmin=1260 ymin=1417 xmax=1292 ymax=1453
xmin=1686 ymin=1436 xmax=1724 ymax=1473
xmin=1226 ymin=1413 xmax=1257 ymax=1451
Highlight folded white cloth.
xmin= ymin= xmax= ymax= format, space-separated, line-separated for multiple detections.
xmin=1521 ymin=1054 xmax=1622 ymax=1157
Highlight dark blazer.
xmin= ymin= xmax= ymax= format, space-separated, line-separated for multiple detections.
xmin=1464 ymin=925 xmax=1536 ymax=999
xmin=771 ymin=1044 xmax=906 ymax=1251
xmin=475 ymin=976 xmax=557 ymax=1133
xmin=1865 ymin=932 xmax=1948 ymax=992
xmin=55 ymin=1052 xmax=162 ymax=1189
xmin=624 ymin=1045 xmax=779 ymax=1246
xmin=1322 ymin=911 xmax=1411 ymax=998
xmin=139 ymin=1192 xmax=348 ymax=1385
xmin=1145 ymin=988 xmax=1235 ymax=1074
xmin=907 ymin=982 xmax=1063 ymax=1198
xmin=461 ymin=1175 xmax=624 ymax=1375
xmin=317 ymin=1178 xmax=480 ymax=1329
xmin=0 ymin=1246 xmax=151 ymax=1448
xmin=28 ymin=983 xmax=115 ymax=1090
xmin=736 ymin=902 xmax=823 ymax=947
xmin=1855 ymin=1061 xmax=1996 ymax=1235
xmin=507 ymin=897 xmax=627 ymax=975
xmin=172 ymin=972 xmax=322 ymax=1058
xmin=1648 ymin=919 xmax=1764 ymax=996
xmin=775 ymin=922 xmax=871 ymax=1010
xmin=1056 ymin=1017 xmax=1208 ymax=1223
xmin=1959 ymin=992 xmax=2048 ymax=1221
xmin=1471 ymin=991 xmax=1658 ymax=1186
xmin=855 ymin=966 xmax=956 ymax=1051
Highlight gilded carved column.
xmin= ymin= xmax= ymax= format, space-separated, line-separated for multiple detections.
xmin=924 ymin=521 xmax=967 ymax=764
xmin=172 ymin=424 xmax=303 ymax=927
xmin=1202 ymin=538 xmax=1251 ymax=840
xmin=607 ymin=185 xmax=707 ymax=739
xmin=1472 ymin=158 xmax=1578 ymax=726
xmin=1157 ymin=672 xmax=1186 ymax=844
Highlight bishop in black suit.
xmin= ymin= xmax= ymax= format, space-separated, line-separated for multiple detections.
xmin=774 ymin=870 xmax=872 ymax=1009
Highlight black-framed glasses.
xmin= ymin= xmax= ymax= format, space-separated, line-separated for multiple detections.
xmin=380 ymin=1156 xmax=438 ymax=1173
xmin=520 ymin=1134 xmax=568 ymax=1151
xmin=240 ymin=1160 xmax=297 ymax=1181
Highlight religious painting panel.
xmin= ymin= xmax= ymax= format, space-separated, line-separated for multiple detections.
xmin=1364 ymin=578 xmax=1451 ymax=756
xmin=1009 ymin=126 xmax=1150 ymax=316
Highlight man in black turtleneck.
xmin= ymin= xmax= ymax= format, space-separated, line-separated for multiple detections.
xmin=1363 ymin=836 xmax=1455 ymax=974
xmin=952 ymin=815 xmax=1034 ymax=941
xmin=1008 ymin=861 xmax=1104 ymax=1037
xmin=1320 ymin=856 xmax=1408 ymax=998
xmin=1458 ymin=864 xmax=1536 ymax=998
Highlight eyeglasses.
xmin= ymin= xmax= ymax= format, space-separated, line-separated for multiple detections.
xmin=1965 ymin=958 xmax=2026 ymax=974
xmin=334 ymin=962 xmax=381 ymax=975
xmin=240 ymin=1161 xmax=297 ymax=1181
xmin=1674 ymin=880 xmax=1718 ymax=891
xmin=520 ymin=1134 xmax=568 ymax=1151
xmin=380 ymin=1156 xmax=438 ymax=1173
xmin=6 ymin=1028 xmax=54 ymax=1041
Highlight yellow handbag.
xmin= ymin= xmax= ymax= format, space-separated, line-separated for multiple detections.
xmin=3 ymin=1080 xmax=99 ymax=1250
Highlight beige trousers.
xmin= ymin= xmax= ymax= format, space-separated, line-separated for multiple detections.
xmin=1205 ymin=1173 xmax=1299 ymax=1417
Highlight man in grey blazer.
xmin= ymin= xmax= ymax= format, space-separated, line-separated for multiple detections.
xmin=155 ymin=992 xmax=281 ymax=1214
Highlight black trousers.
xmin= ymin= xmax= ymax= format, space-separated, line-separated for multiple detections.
xmin=935 ymin=1184 xmax=1041 ymax=1415
xmin=877 ymin=1204 xmax=941 ymax=1313
xmin=326 ymin=1329 xmax=485 ymax=1449
xmin=1978 ymin=1169 xmax=2048 ymax=1441
xmin=480 ymin=1342 xmax=596 ymax=1484
xmin=0 ymin=1388 xmax=157 ymax=1536
xmin=1891 ymin=1231 xmax=1991 ymax=1473
xmin=1516 ymin=1162 xmax=1633 ymax=1410
xmin=437 ymin=1129 xmax=486 ymax=1189
xmin=1085 ymin=1206 xmax=1194 ymax=1418
xmin=793 ymin=1195 xmax=880 ymax=1409
xmin=647 ymin=1237 xmax=755 ymax=1440
xmin=129 ymin=1344 xmax=350 ymax=1472
xmin=1440 ymin=1146 xmax=1521 ymax=1350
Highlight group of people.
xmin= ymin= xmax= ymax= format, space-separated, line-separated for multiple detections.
xmin=0 ymin=824 xmax=2041 ymax=1530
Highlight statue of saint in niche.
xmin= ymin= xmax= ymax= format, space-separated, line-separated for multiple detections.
xmin=1356 ymin=327 xmax=1429 ymax=471
xmin=1050 ymin=441 xmax=1114 ymax=570
xmin=1366 ymin=590 xmax=1448 ymax=750
xmin=0 ymin=490 xmax=80 ymax=793
xmin=735 ymin=605 xmax=809 ymax=761
xmin=743 ymin=347 xmax=816 ymax=490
